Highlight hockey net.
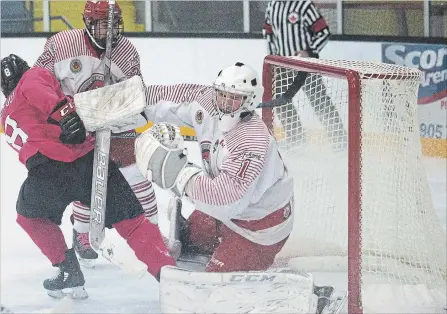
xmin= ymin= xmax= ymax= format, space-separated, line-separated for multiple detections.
xmin=262 ymin=56 xmax=446 ymax=313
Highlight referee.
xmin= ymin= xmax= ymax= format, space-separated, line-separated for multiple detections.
xmin=263 ymin=1 xmax=346 ymax=150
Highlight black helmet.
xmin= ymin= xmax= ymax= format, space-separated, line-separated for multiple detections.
xmin=1 ymin=54 xmax=30 ymax=97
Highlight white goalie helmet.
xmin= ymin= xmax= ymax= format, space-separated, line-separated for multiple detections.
xmin=213 ymin=62 xmax=264 ymax=132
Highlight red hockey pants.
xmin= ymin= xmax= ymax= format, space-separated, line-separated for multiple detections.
xmin=187 ymin=203 xmax=291 ymax=272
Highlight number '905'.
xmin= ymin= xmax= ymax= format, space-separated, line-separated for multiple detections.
xmin=419 ymin=123 xmax=444 ymax=139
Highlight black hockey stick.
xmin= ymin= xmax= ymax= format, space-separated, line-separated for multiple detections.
xmin=89 ymin=0 xmax=116 ymax=251
xmin=257 ymin=71 xmax=309 ymax=108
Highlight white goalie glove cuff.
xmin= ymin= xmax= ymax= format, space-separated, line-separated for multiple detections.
xmin=171 ymin=164 xmax=202 ymax=198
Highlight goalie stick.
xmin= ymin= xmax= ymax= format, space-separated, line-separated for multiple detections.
xmin=257 ymin=70 xmax=308 ymax=108
xmin=89 ymin=0 xmax=116 ymax=251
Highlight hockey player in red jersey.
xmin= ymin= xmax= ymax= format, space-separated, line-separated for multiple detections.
xmin=34 ymin=0 xmax=158 ymax=267
xmin=0 ymin=54 xmax=175 ymax=299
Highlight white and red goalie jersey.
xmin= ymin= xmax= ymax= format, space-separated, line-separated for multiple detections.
xmin=144 ymin=84 xmax=294 ymax=245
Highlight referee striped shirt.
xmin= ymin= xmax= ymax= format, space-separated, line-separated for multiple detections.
xmin=264 ymin=1 xmax=330 ymax=56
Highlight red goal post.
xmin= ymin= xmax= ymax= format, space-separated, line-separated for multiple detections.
xmin=261 ymin=55 xmax=446 ymax=313
xmin=262 ymin=55 xmax=363 ymax=313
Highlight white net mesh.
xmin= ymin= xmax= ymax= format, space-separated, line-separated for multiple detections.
xmin=263 ymin=56 xmax=446 ymax=307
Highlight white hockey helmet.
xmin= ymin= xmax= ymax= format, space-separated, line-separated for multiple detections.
xmin=213 ymin=62 xmax=264 ymax=132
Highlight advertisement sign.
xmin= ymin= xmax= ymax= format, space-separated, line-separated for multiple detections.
xmin=382 ymin=44 xmax=447 ymax=142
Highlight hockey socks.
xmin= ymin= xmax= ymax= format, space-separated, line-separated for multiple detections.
xmin=16 ymin=214 xmax=67 ymax=265
xmin=113 ymin=214 xmax=175 ymax=280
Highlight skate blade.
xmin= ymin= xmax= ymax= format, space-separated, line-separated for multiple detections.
xmin=47 ymin=286 xmax=88 ymax=300
xmin=47 ymin=290 xmax=66 ymax=299
xmin=78 ymin=257 xmax=96 ymax=269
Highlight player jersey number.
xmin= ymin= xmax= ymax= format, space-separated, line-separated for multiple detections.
xmin=3 ymin=68 xmax=11 ymax=77
xmin=4 ymin=115 xmax=28 ymax=151
xmin=38 ymin=50 xmax=53 ymax=67
xmin=237 ymin=160 xmax=251 ymax=179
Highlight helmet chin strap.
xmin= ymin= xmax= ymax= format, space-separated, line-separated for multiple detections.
xmin=85 ymin=23 xmax=106 ymax=50
xmin=216 ymin=109 xmax=254 ymax=133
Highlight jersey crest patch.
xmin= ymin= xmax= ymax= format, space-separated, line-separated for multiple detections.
xmin=78 ymin=73 xmax=105 ymax=92
xmin=70 ymin=59 xmax=82 ymax=73
xmin=288 ymin=12 xmax=299 ymax=24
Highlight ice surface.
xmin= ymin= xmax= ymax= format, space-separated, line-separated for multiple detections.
xmin=1 ymin=140 xmax=445 ymax=313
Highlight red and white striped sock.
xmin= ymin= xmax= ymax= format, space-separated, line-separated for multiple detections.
xmin=120 ymin=164 xmax=159 ymax=224
xmin=72 ymin=201 xmax=90 ymax=233
xmin=131 ymin=180 xmax=158 ymax=224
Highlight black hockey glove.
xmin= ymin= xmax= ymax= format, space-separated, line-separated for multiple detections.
xmin=47 ymin=97 xmax=86 ymax=145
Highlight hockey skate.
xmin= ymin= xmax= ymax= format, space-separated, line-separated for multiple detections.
xmin=73 ymin=229 xmax=98 ymax=268
xmin=314 ymin=286 xmax=347 ymax=314
xmin=43 ymin=248 xmax=88 ymax=300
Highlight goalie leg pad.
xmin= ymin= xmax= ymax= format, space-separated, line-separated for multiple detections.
xmin=160 ymin=266 xmax=316 ymax=314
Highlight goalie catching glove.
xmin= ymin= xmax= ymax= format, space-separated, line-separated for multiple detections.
xmin=135 ymin=123 xmax=201 ymax=197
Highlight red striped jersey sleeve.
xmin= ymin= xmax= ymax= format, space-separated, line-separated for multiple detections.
xmin=146 ymin=84 xmax=211 ymax=106
xmin=191 ymin=117 xmax=270 ymax=206
xmin=34 ymin=36 xmax=56 ymax=74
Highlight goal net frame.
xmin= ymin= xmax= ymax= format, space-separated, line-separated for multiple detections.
xmin=263 ymin=55 xmax=363 ymax=313
xmin=261 ymin=55 xmax=446 ymax=314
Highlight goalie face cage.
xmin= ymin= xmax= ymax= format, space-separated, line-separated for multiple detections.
xmin=262 ymin=56 xmax=446 ymax=313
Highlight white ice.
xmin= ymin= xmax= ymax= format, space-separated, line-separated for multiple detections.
xmin=1 ymin=139 xmax=445 ymax=313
